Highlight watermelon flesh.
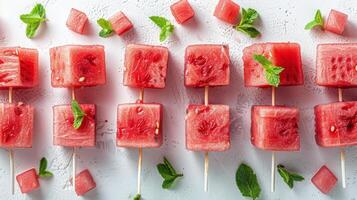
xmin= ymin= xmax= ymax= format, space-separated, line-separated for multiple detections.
xmin=117 ymin=103 xmax=163 ymax=148
xmin=53 ymin=104 xmax=96 ymax=147
xmin=0 ymin=47 xmax=38 ymax=88
xmin=213 ymin=0 xmax=240 ymax=24
xmin=0 ymin=103 xmax=33 ymax=148
xmin=109 ymin=11 xmax=133 ymax=36
xmin=316 ymin=43 xmax=357 ymax=88
xmin=243 ymin=42 xmax=304 ymax=87
xmin=185 ymin=44 xmax=230 ymax=87
xmin=74 ymin=169 xmax=96 ymax=196
xmin=123 ymin=44 xmax=169 ymax=89
xmin=16 ymin=168 xmax=40 ymax=194
xmin=50 ymin=45 xmax=106 ymax=88
xmin=66 ymin=8 xmax=88 ymax=34
xmin=324 ymin=9 xmax=348 ymax=35
xmin=311 ymin=165 xmax=337 ymax=194
xmin=314 ymin=101 xmax=357 ymax=147
xmin=186 ymin=104 xmax=230 ymax=152
xmin=251 ymin=106 xmax=300 ymax=151
xmin=170 ymin=0 xmax=195 ymax=24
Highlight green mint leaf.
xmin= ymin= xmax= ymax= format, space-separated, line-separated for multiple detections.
xmin=99 ymin=29 xmax=114 ymax=38
xmin=39 ymin=171 xmax=53 ymax=178
xmin=150 ymin=16 xmax=174 ymax=42
xmin=234 ymin=8 xmax=260 ymax=38
xmin=97 ymin=18 xmax=114 ymax=38
xmin=277 ymin=165 xmax=304 ymax=189
xmin=304 ymin=9 xmax=324 ymax=30
xmin=149 ymin=16 xmax=168 ymax=28
xmin=20 ymin=14 xmax=46 ymax=24
xmin=133 ymin=194 xmax=141 ymax=200
xmin=253 ymin=54 xmax=284 ymax=87
xmin=31 ymin=4 xmax=46 ymax=18
xmin=157 ymin=163 xmax=175 ymax=180
xmin=163 ymin=157 xmax=177 ymax=175
xmin=71 ymin=100 xmax=86 ymax=129
xmin=156 ymin=157 xmax=183 ymax=189
xmin=235 ymin=24 xmax=260 ymax=38
xmin=39 ymin=157 xmax=47 ymax=173
xmin=162 ymin=178 xmax=175 ymax=189
xmin=236 ymin=163 xmax=261 ymax=200
xmin=20 ymin=4 xmax=46 ymax=38
xmin=290 ymin=173 xmax=305 ymax=181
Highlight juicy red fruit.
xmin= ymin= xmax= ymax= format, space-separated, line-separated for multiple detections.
xmin=311 ymin=165 xmax=337 ymax=194
xmin=109 ymin=11 xmax=133 ymax=36
xmin=213 ymin=0 xmax=240 ymax=24
xmin=74 ymin=169 xmax=96 ymax=196
xmin=170 ymin=0 xmax=195 ymax=24
xmin=324 ymin=9 xmax=348 ymax=35
xmin=16 ymin=168 xmax=40 ymax=194
xmin=66 ymin=8 xmax=88 ymax=34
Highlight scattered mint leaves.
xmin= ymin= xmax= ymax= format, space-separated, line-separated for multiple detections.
xmin=38 ymin=157 xmax=53 ymax=178
xmin=97 ymin=18 xmax=114 ymax=38
xmin=236 ymin=163 xmax=261 ymax=200
xmin=233 ymin=8 xmax=260 ymax=38
xmin=277 ymin=165 xmax=304 ymax=189
xmin=305 ymin=9 xmax=324 ymax=30
xmin=20 ymin=3 xmax=46 ymax=38
xmin=253 ymin=54 xmax=284 ymax=87
xmin=149 ymin=16 xmax=174 ymax=42
xmin=133 ymin=194 xmax=141 ymax=200
xmin=157 ymin=157 xmax=183 ymax=189
xmin=71 ymin=100 xmax=86 ymax=129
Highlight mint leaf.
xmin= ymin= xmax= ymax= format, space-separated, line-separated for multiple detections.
xmin=97 ymin=18 xmax=114 ymax=38
xmin=71 ymin=100 xmax=86 ymax=129
xmin=149 ymin=16 xmax=174 ymax=42
xmin=20 ymin=3 xmax=46 ymax=38
xmin=305 ymin=9 xmax=324 ymax=30
xmin=277 ymin=165 xmax=304 ymax=189
xmin=38 ymin=157 xmax=53 ymax=178
xmin=133 ymin=194 xmax=141 ymax=200
xmin=253 ymin=54 xmax=284 ymax=87
xmin=236 ymin=163 xmax=261 ymax=200
xmin=156 ymin=157 xmax=183 ymax=189
xmin=234 ymin=8 xmax=261 ymax=38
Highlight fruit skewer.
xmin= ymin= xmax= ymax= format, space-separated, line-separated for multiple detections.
xmin=137 ymin=88 xmax=144 ymax=197
xmin=338 ymin=88 xmax=346 ymax=188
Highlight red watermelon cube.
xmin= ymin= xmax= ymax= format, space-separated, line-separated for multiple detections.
xmin=251 ymin=106 xmax=300 ymax=151
xmin=213 ymin=0 xmax=240 ymax=24
xmin=66 ymin=8 xmax=88 ymax=34
xmin=0 ymin=103 xmax=33 ymax=148
xmin=123 ymin=44 xmax=169 ymax=89
xmin=109 ymin=11 xmax=133 ymax=36
xmin=50 ymin=45 xmax=106 ymax=88
xmin=316 ymin=43 xmax=357 ymax=88
xmin=311 ymin=165 xmax=337 ymax=194
xmin=186 ymin=104 xmax=230 ymax=152
xmin=74 ymin=169 xmax=96 ymax=196
xmin=314 ymin=101 xmax=357 ymax=147
xmin=0 ymin=47 xmax=38 ymax=88
xmin=324 ymin=9 xmax=348 ymax=35
xmin=16 ymin=168 xmax=40 ymax=194
xmin=53 ymin=104 xmax=96 ymax=147
xmin=170 ymin=0 xmax=195 ymax=24
xmin=185 ymin=44 xmax=230 ymax=87
xmin=243 ymin=42 xmax=304 ymax=87
xmin=117 ymin=103 xmax=162 ymax=148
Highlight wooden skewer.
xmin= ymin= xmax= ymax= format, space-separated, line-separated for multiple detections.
xmin=137 ymin=88 xmax=144 ymax=196
xmin=204 ymin=86 xmax=209 ymax=192
xmin=71 ymin=87 xmax=77 ymax=192
xmin=8 ymin=87 xmax=14 ymax=195
xmin=338 ymin=88 xmax=346 ymax=188
xmin=271 ymin=87 xmax=276 ymax=193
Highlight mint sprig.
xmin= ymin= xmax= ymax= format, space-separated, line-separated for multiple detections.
xmin=253 ymin=54 xmax=284 ymax=87
xmin=236 ymin=163 xmax=261 ymax=200
xmin=157 ymin=157 xmax=183 ymax=189
xmin=20 ymin=4 xmax=46 ymax=38
xmin=38 ymin=157 xmax=53 ymax=178
xmin=133 ymin=194 xmax=141 ymax=200
xmin=305 ymin=9 xmax=324 ymax=30
xmin=71 ymin=100 xmax=86 ymax=129
xmin=277 ymin=165 xmax=304 ymax=189
xmin=149 ymin=16 xmax=174 ymax=42
xmin=97 ymin=18 xmax=114 ymax=38
xmin=233 ymin=8 xmax=260 ymax=38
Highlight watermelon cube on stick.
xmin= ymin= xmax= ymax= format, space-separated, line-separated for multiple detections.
xmin=314 ymin=101 xmax=357 ymax=147
xmin=170 ymin=0 xmax=195 ymax=24
xmin=73 ymin=169 xmax=96 ymax=196
xmin=186 ymin=104 xmax=230 ymax=152
xmin=324 ymin=9 xmax=348 ymax=35
xmin=66 ymin=8 xmax=88 ymax=34
xmin=243 ymin=42 xmax=304 ymax=87
xmin=0 ymin=103 xmax=34 ymax=148
xmin=53 ymin=104 xmax=96 ymax=147
xmin=185 ymin=44 xmax=230 ymax=87
xmin=50 ymin=45 xmax=106 ymax=88
xmin=316 ymin=43 xmax=357 ymax=88
xmin=117 ymin=103 xmax=163 ymax=148
xmin=251 ymin=106 xmax=300 ymax=151
xmin=213 ymin=0 xmax=240 ymax=25
xmin=311 ymin=165 xmax=337 ymax=194
xmin=123 ymin=44 xmax=169 ymax=89
xmin=16 ymin=168 xmax=40 ymax=194
xmin=109 ymin=11 xmax=133 ymax=36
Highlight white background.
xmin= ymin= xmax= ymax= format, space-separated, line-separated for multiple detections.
xmin=0 ymin=0 xmax=356 ymax=199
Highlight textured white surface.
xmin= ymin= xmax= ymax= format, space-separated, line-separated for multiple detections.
xmin=0 ymin=0 xmax=357 ymax=199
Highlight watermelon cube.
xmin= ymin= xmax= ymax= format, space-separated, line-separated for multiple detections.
xmin=186 ymin=104 xmax=230 ymax=152
xmin=109 ymin=11 xmax=133 ymax=36
xmin=243 ymin=43 xmax=304 ymax=87
xmin=0 ymin=103 xmax=33 ymax=148
xmin=66 ymin=8 xmax=88 ymax=34
xmin=16 ymin=168 xmax=40 ymax=194
xmin=74 ymin=169 xmax=96 ymax=196
xmin=50 ymin=45 xmax=106 ymax=88
xmin=53 ymin=104 xmax=96 ymax=147
xmin=170 ymin=0 xmax=195 ymax=24
xmin=314 ymin=101 xmax=357 ymax=147
xmin=213 ymin=0 xmax=240 ymax=24
xmin=324 ymin=9 xmax=348 ymax=35
xmin=117 ymin=103 xmax=163 ymax=148
xmin=185 ymin=44 xmax=230 ymax=87
xmin=316 ymin=43 xmax=357 ymax=88
xmin=123 ymin=44 xmax=169 ymax=89
xmin=251 ymin=106 xmax=300 ymax=151
xmin=0 ymin=47 xmax=38 ymax=88
xmin=311 ymin=165 xmax=337 ymax=194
